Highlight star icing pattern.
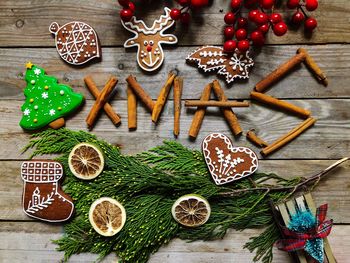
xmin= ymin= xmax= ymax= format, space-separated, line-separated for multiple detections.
xmin=34 ymin=68 xmax=41 ymax=76
xmin=49 ymin=109 xmax=56 ymax=116
xmin=23 ymin=108 xmax=30 ymax=116
xmin=41 ymin=92 xmax=49 ymax=99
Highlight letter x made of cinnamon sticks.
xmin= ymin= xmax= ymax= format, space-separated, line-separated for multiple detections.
xmin=247 ymin=48 xmax=327 ymax=156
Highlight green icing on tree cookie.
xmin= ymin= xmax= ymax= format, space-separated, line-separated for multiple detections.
xmin=20 ymin=62 xmax=84 ymax=130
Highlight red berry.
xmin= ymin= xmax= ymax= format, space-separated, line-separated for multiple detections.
xmin=224 ymin=12 xmax=236 ymax=24
xmin=270 ymin=13 xmax=282 ymax=24
xmin=305 ymin=0 xmax=318 ymax=11
xmin=237 ymin=40 xmax=250 ymax=52
xmin=304 ymin=17 xmax=317 ymax=31
xmin=250 ymin=30 xmax=265 ymax=46
xmin=191 ymin=0 xmax=208 ymax=8
xmin=224 ymin=26 xmax=235 ymax=39
xmin=255 ymin=12 xmax=269 ymax=24
xmin=120 ymin=9 xmax=133 ymax=21
xmin=236 ymin=28 xmax=247 ymax=40
xmin=260 ymin=0 xmax=275 ymax=9
xmin=237 ymin=17 xmax=248 ymax=28
xmin=118 ymin=0 xmax=130 ymax=7
xmin=177 ymin=0 xmax=190 ymax=6
xmin=181 ymin=12 xmax=191 ymax=23
xmin=223 ymin=40 xmax=237 ymax=53
xmin=291 ymin=11 xmax=305 ymax=24
xmin=128 ymin=2 xmax=135 ymax=12
xmin=273 ymin=22 xmax=288 ymax=36
xmin=170 ymin=8 xmax=182 ymax=20
xmin=244 ymin=0 xmax=257 ymax=9
xmin=248 ymin=10 xmax=259 ymax=22
xmin=230 ymin=0 xmax=242 ymax=10
xmin=258 ymin=23 xmax=270 ymax=34
xmin=287 ymin=0 xmax=300 ymax=9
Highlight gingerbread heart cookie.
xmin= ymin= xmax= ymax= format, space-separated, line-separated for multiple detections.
xmin=202 ymin=133 xmax=258 ymax=185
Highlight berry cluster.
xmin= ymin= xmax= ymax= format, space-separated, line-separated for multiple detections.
xmin=119 ymin=0 xmax=136 ymax=22
xmin=170 ymin=0 xmax=209 ymax=24
xmin=223 ymin=0 xmax=318 ymax=53
xmin=288 ymin=0 xmax=318 ymax=31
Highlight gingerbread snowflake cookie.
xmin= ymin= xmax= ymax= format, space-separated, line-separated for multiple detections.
xmin=186 ymin=46 xmax=254 ymax=84
xmin=121 ymin=7 xmax=178 ymax=72
xmin=21 ymin=160 xmax=74 ymax=222
xmin=49 ymin=21 xmax=101 ymax=65
xmin=202 ymin=133 xmax=258 ymax=185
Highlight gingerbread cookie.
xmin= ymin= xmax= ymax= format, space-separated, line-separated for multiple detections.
xmin=186 ymin=46 xmax=254 ymax=84
xmin=49 ymin=21 xmax=101 ymax=65
xmin=19 ymin=62 xmax=84 ymax=130
xmin=121 ymin=7 xmax=178 ymax=72
xmin=21 ymin=160 xmax=74 ymax=222
xmin=202 ymin=133 xmax=258 ymax=185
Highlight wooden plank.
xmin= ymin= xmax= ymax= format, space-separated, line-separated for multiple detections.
xmin=0 ymin=98 xmax=349 ymax=159
xmin=1 ymin=160 xmax=349 ymax=221
xmin=0 ymin=0 xmax=349 ymax=47
xmin=0 ymin=45 xmax=349 ymax=100
xmin=0 ymin=222 xmax=349 ymax=263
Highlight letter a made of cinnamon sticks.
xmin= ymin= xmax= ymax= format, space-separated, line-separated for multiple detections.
xmin=189 ymin=83 xmax=212 ymax=139
xmin=212 ymin=80 xmax=242 ymax=136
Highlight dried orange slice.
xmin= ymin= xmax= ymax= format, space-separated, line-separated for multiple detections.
xmin=89 ymin=197 xmax=126 ymax=236
xmin=171 ymin=194 xmax=211 ymax=227
xmin=68 ymin=142 xmax=104 ymax=180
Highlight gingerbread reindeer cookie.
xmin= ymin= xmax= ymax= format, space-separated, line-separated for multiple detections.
xmin=49 ymin=21 xmax=101 ymax=65
xmin=21 ymin=160 xmax=74 ymax=222
xmin=202 ymin=133 xmax=258 ymax=185
xmin=121 ymin=7 xmax=178 ymax=72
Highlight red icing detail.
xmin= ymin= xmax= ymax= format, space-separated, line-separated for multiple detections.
xmin=147 ymin=45 xmax=152 ymax=52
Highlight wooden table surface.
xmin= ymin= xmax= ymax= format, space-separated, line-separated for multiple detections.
xmin=0 ymin=1 xmax=349 ymax=262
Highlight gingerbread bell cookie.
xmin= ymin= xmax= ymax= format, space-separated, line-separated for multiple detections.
xmin=202 ymin=133 xmax=258 ymax=185
xmin=19 ymin=62 xmax=84 ymax=130
xmin=21 ymin=160 xmax=74 ymax=222
xmin=49 ymin=21 xmax=101 ymax=65
xmin=186 ymin=46 xmax=254 ymax=84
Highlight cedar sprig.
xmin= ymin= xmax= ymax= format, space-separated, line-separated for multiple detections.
xmin=24 ymin=128 xmax=345 ymax=263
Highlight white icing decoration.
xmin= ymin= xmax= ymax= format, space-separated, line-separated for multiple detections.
xmin=34 ymin=105 xmax=38 ymax=110
xmin=31 ymin=80 xmax=36 ymax=84
xmin=202 ymin=133 xmax=258 ymax=185
xmin=41 ymin=92 xmax=48 ymax=99
xmin=34 ymin=68 xmax=41 ymax=76
xmin=59 ymin=90 xmax=65 ymax=95
xmin=121 ymin=7 xmax=178 ymax=72
xmin=23 ymin=108 xmax=30 ymax=116
xmin=49 ymin=109 xmax=56 ymax=116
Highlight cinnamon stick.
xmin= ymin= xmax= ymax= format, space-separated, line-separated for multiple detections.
xmin=189 ymin=83 xmax=212 ymax=139
xmin=297 ymin=48 xmax=328 ymax=86
xmin=127 ymin=84 xmax=137 ymax=130
xmin=126 ymin=75 xmax=155 ymax=112
xmin=261 ymin=117 xmax=316 ymax=156
xmin=212 ymin=80 xmax=242 ymax=136
xmin=84 ymin=76 xmax=121 ymax=126
xmin=246 ymin=129 xmax=268 ymax=148
xmin=255 ymin=52 xmax=306 ymax=93
xmin=185 ymin=100 xmax=249 ymax=108
xmin=152 ymin=72 xmax=176 ymax=123
xmin=173 ymin=76 xmax=183 ymax=136
xmin=86 ymin=76 xmax=118 ymax=129
xmin=250 ymin=91 xmax=311 ymax=118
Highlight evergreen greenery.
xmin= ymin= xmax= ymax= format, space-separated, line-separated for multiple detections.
xmin=23 ymin=128 xmax=328 ymax=263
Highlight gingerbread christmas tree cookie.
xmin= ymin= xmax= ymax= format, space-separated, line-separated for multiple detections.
xmin=19 ymin=62 xmax=84 ymax=130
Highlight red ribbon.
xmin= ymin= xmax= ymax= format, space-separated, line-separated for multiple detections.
xmin=277 ymin=204 xmax=333 ymax=252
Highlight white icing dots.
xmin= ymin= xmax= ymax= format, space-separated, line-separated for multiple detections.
xmin=34 ymin=105 xmax=38 ymax=110
xmin=59 ymin=90 xmax=65 ymax=96
xmin=31 ymin=80 xmax=36 ymax=85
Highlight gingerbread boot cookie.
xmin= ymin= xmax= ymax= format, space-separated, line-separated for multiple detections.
xmin=21 ymin=160 xmax=74 ymax=222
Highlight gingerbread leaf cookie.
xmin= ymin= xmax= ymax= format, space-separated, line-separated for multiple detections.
xmin=121 ymin=7 xmax=178 ymax=72
xmin=19 ymin=62 xmax=84 ymax=130
xmin=21 ymin=160 xmax=74 ymax=222
xmin=49 ymin=21 xmax=101 ymax=65
xmin=202 ymin=133 xmax=258 ymax=185
xmin=186 ymin=46 xmax=254 ymax=84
